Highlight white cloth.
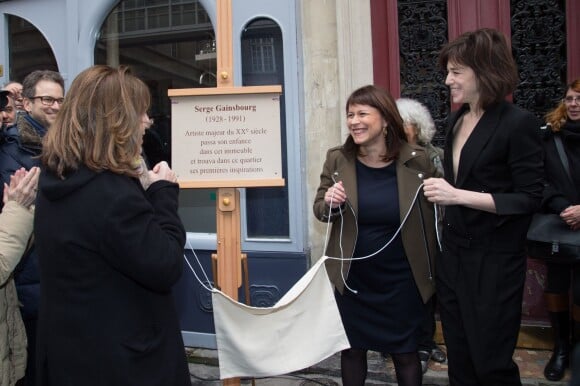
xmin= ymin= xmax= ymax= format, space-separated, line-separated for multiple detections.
xmin=211 ymin=256 xmax=350 ymax=379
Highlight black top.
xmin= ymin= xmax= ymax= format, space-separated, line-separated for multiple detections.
xmin=335 ymin=160 xmax=424 ymax=353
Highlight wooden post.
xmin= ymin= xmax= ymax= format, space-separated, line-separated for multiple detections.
xmin=215 ymin=2 xmax=241 ymax=385
xmin=216 ymin=188 xmax=242 ymax=294
xmin=217 ymin=0 xmax=233 ymax=88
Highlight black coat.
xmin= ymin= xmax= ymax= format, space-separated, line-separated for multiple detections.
xmin=442 ymin=101 xmax=544 ymax=250
xmin=34 ymin=166 xmax=191 ymax=386
xmin=436 ymin=101 xmax=544 ymax=383
xmin=540 ymin=120 xmax=580 ymax=214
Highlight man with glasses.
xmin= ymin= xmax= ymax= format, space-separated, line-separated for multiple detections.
xmin=0 ymin=70 xmax=64 ymax=386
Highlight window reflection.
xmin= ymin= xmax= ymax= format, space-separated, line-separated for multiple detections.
xmin=241 ymin=18 xmax=289 ymax=238
xmin=95 ymin=0 xmax=217 ymax=233
xmin=7 ymin=16 xmax=59 ymax=81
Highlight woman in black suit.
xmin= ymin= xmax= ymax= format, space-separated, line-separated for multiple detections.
xmin=539 ymin=79 xmax=580 ymax=382
xmin=423 ymin=28 xmax=544 ymax=386
xmin=34 ymin=65 xmax=191 ymax=386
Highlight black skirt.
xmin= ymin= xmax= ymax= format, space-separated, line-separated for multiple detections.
xmin=335 ymin=161 xmax=424 ymax=353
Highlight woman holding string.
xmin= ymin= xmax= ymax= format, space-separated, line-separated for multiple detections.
xmin=313 ymin=84 xmax=440 ymax=386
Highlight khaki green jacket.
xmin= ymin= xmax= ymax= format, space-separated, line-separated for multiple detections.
xmin=313 ymin=142 xmax=439 ymax=303
xmin=0 ymin=201 xmax=33 ymax=386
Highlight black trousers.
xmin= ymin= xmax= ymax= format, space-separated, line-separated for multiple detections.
xmin=437 ymin=239 xmax=525 ymax=386
xmin=418 ymin=295 xmax=438 ymax=352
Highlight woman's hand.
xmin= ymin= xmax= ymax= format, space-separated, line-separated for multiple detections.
xmin=561 ymin=205 xmax=580 ymax=231
xmin=148 ymin=161 xmax=178 ymax=185
xmin=325 ymin=181 xmax=346 ymax=208
xmin=3 ymin=167 xmax=40 ymax=209
xmin=134 ymin=157 xmax=153 ymax=190
xmin=423 ymin=177 xmax=457 ymax=205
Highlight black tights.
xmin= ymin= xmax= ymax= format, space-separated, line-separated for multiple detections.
xmin=340 ymin=348 xmax=421 ymax=386
xmin=391 ymin=352 xmax=422 ymax=386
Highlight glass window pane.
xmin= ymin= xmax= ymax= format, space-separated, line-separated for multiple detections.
xmin=95 ymin=0 xmax=216 ymax=233
xmin=7 ymin=15 xmax=59 ymax=81
xmin=148 ymin=6 xmax=170 ymax=29
xmin=241 ymin=18 xmax=289 ymax=238
xmin=124 ymin=9 xmax=146 ymax=31
xmin=148 ymin=0 xmax=168 ymax=6
xmin=172 ymin=4 xmax=196 ymax=26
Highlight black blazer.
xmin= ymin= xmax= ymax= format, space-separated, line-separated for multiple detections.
xmin=34 ymin=167 xmax=191 ymax=386
xmin=442 ymin=101 xmax=544 ymax=250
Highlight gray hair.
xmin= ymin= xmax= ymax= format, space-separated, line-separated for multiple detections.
xmin=396 ymin=98 xmax=436 ymax=145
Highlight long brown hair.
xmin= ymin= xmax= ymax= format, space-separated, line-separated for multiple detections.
xmin=545 ymin=79 xmax=580 ymax=132
xmin=343 ymin=85 xmax=406 ymax=162
xmin=42 ymin=65 xmax=150 ymax=178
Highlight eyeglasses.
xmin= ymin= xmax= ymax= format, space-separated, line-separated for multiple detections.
xmin=564 ymin=96 xmax=580 ymax=104
xmin=31 ymin=96 xmax=65 ymax=106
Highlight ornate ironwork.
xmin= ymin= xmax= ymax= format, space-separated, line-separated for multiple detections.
xmin=250 ymin=285 xmax=282 ymax=307
xmin=398 ymin=0 xmax=449 ymax=147
xmin=197 ymin=281 xmax=214 ymax=313
xmin=511 ymin=0 xmax=567 ymax=120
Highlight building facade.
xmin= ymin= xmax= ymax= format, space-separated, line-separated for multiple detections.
xmin=1 ymin=0 xmax=578 ymax=348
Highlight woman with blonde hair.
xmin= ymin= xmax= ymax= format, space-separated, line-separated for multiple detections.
xmin=34 ymin=65 xmax=191 ymax=386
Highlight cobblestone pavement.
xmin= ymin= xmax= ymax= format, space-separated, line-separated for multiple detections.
xmin=187 ymin=347 xmax=571 ymax=385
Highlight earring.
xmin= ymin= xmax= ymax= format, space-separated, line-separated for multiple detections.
xmin=382 ymin=126 xmax=388 ymax=135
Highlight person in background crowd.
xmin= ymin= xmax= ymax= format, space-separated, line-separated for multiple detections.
xmin=0 ymin=88 xmax=40 ymax=386
xmin=423 ymin=28 xmax=544 ymax=386
xmin=2 ymin=82 xmax=24 ymax=113
xmin=0 ymin=70 xmax=65 ymax=386
xmin=34 ymin=65 xmax=191 ymax=386
xmin=538 ymin=79 xmax=580 ymax=382
xmin=396 ymin=97 xmax=446 ymax=374
xmin=0 ymin=92 xmax=16 ymax=129
xmin=313 ymin=85 xmax=439 ymax=386
xmin=0 ymin=167 xmax=39 ymax=386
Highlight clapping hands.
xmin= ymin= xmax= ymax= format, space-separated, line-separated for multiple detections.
xmin=4 ymin=167 xmax=40 ymax=209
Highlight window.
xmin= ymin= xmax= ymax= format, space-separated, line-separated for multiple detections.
xmin=95 ymin=0 xmax=218 ymax=233
xmin=241 ymin=18 xmax=289 ymax=239
xmin=94 ymin=3 xmax=301 ymax=249
xmin=249 ymin=37 xmax=276 ymax=74
xmin=7 ymin=16 xmax=59 ymax=81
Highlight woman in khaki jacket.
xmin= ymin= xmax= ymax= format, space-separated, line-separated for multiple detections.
xmin=313 ymin=85 xmax=439 ymax=386
xmin=0 ymin=166 xmax=39 ymax=386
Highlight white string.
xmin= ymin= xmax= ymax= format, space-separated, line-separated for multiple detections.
xmin=183 ymin=179 xmax=443 ymax=297
xmin=324 ymin=173 xmax=358 ymax=293
xmin=434 ymin=203 xmax=443 ymax=251
xmin=183 ymin=239 xmax=214 ymax=293
xmin=324 ymin=182 xmax=425 ymax=263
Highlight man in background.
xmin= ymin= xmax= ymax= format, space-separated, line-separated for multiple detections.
xmin=3 ymin=81 xmax=25 ymax=112
xmin=0 ymin=91 xmax=17 ymax=128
